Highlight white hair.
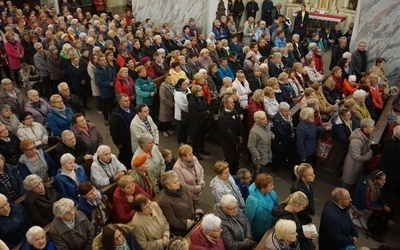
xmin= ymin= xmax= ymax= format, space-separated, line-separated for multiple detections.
xmin=61 ymin=130 xmax=74 ymax=140
xmin=201 ymin=214 xmax=222 ymax=232
xmin=360 ymin=118 xmax=375 ymax=129
xmin=26 ymin=226 xmax=45 ymax=243
xmin=279 ymin=102 xmax=290 ymax=111
xmin=27 ymin=89 xmax=39 ymax=98
xmin=342 ymin=52 xmax=352 ymax=59
xmin=274 ymin=219 xmax=297 ymax=240
xmin=353 ymin=89 xmax=367 ymax=100
xmin=260 ymin=63 xmax=269 ymax=69
xmin=220 ymin=194 xmax=237 ymax=207
xmin=60 ymin=153 xmax=75 ymax=166
xmin=23 ymin=174 xmax=43 ymax=191
xmin=138 ymin=133 xmax=154 ymax=147
xmin=96 ymin=145 xmax=111 ymax=156
xmin=300 ymin=107 xmax=314 ymax=121
xmin=53 ymin=198 xmax=75 ymax=218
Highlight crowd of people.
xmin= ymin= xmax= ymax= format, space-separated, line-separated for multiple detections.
xmin=0 ymin=0 xmax=398 ymax=249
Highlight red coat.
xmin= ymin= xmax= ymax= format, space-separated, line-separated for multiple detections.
xmin=116 ymin=54 xmax=136 ymax=69
xmin=190 ymin=225 xmax=226 ymax=250
xmin=193 ymin=80 xmax=211 ymax=105
xmin=248 ymin=97 xmax=266 ymax=131
xmin=4 ymin=40 xmax=24 ymax=70
xmin=369 ymin=86 xmax=383 ymax=109
xmin=112 ymin=183 xmax=151 ymax=223
xmin=145 ymin=66 xmax=157 ymax=79
xmin=332 ymin=74 xmax=343 ymax=90
xmin=114 ymin=74 xmax=136 ymax=101
xmin=123 ymin=13 xmax=133 ymax=26
xmin=312 ymin=53 xmax=324 ymax=73
xmin=341 ymin=79 xmax=359 ymax=96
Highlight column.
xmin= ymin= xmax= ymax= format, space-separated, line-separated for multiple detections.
xmin=342 ymin=0 xmax=350 ymax=8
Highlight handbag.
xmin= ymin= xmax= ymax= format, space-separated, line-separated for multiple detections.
xmin=315 ymin=134 xmax=333 ymax=161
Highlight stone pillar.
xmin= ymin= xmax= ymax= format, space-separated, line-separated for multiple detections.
xmin=304 ymin=0 xmax=310 ymax=4
xmin=342 ymin=0 xmax=350 ymax=8
xmin=287 ymin=0 xmax=294 ymax=3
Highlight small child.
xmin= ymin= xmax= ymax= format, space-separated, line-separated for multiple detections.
xmin=342 ymin=75 xmax=359 ymax=96
xmin=161 ymin=148 xmax=176 ymax=172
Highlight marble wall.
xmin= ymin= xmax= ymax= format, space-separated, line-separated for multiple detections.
xmin=131 ymin=0 xmax=207 ymax=34
xmin=351 ymin=0 xmax=400 ymax=84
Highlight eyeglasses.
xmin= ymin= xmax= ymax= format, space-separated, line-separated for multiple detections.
xmin=24 ymin=116 xmax=34 ymax=120
xmin=24 ymin=146 xmax=36 ymax=152
xmin=225 ymin=205 xmax=238 ymax=211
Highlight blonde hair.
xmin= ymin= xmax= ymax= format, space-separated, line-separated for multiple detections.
xmin=264 ymin=86 xmax=274 ymax=96
xmin=304 ymin=88 xmax=315 ymax=98
xmin=294 ymin=163 xmax=313 ymax=179
xmin=266 ymin=77 xmax=278 ymax=87
xmin=278 ymin=72 xmax=289 ymax=81
xmin=214 ymin=161 xmax=229 ymax=175
xmin=118 ymin=67 xmax=129 ymax=74
xmin=252 ymin=89 xmax=264 ymax=103
xmin=274 ymin=219 xmax=297 ymax=241
xmin=178 ymin=145 xmax=192 ymax=157
xmin=118 ymin=175 xmax=134 ymax=189
xmin=284 ymin=191 xmax=309 ymax=206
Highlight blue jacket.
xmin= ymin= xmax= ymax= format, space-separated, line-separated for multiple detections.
xmin=0 ymin=163 xmax=24 ymax=200
xmin=47 ymin=107 xmax=74 ymax=137
xmin=228 ymin=40 xmax=244 ymax=60
xmin=135 ymin=76 xmax=157 ymax=105
xmin=18 ymin=149 xmax=58 ymax=179
xmin=212 ymin=26 xmax=227 ymax=40
xmin=245 ymin=183 xmax=278 ymax=242
xmin=232 ymin=175 xmax=250 ymax=201
xmin=217 ymin=66 xmax=235 ymax=80
xmin=0 ymin=202 xmax=32 ymax=249
xmin=95 ymin=65 xmax=116 ymax=98
xmin=54 ymin=165 xmax=88 ymax=203
xmin=353 ymin=175 xmax=386 ymax=211
xmin=296 ymin=120 xmax=324 ymax=160
xmin=20 ymin=236 xmax=55 ymax=250
xmin=332 ymin=114 xmax=351 ymax=146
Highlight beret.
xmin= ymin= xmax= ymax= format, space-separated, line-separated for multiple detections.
xmin=133 ymin=153 xmax=148 ymax=167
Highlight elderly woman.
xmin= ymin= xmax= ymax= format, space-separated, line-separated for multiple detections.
xmin=352 ymin=89 xmax=372 ymax=120
xmin=311 ymin=82 xmax=338 ymax=122
xmin=290 ymin=163 xmax=316 ymax=217
xmin=71 ymin=113 xmax=103 ymax=154
xmin=90 ymin=145 xmax=127 ymax=188
xmin=18 ymin=138 xmax=58 ymax=180
xmin=157 ymin=170 xmax=204 ymax=237
xmin=172 ymin=145 xmax=205 ymax=197
xmin=300 ymin=87 xmax=316 ymax=109
xmin=174 ymin=78 xmax=191 ymax=145
xmin=242 ymin=16 xmax=255 ymax=46
xmin=54 ymin=153 xmax=88 ymax=203
xmin=49 ymin=198 xmax=94 ymax=249
xmin=21 ymin=226 xmax=56 ymax=250
xmin=214 ymin=194 xmax=256 ymax=249
xmin=135 ymin=65 xmax=158 ymax=112
xmin=93 ymin=223 xmax=139 ymax=249
xmin=271 ymin=102 xmax=294 ymax=171
xmin=264 ymin=86 xmax=279 ymax=119
xmin=272 ymin=191 xmax=317 ymax=249
xmin=131 ymin=193 xmax=171 ymax=250
xmin=159 ymin=73 xmax=175 ymax=138
xmin=47 ymin=94 xmax=74 ymax=137
xmin=342 ymin=118 xmax=375 ymax=194
xmin=248 ymin=89 xmax=266 ymax=131
xmin=0 ymin=154 xmax=24 ymax=202
xmin=114 ymin=66 xmax=136 ymax=103
xmin=248 ymin=111 xmax=274 ymax=173
xmin=210 ymin=161 xmax=245 ymax=209
xmin=304 ymin=58 xmax=324 ymax=83
xmin=343 ymin=99 xmax=361 ymax=129
xmin=169 ymin=61 xmax=189 ymax=85
xmin=112 ymin=175 xmax=150 ymax=223
xmin=278 ymin=72 xmax=302 ymax=107
xmin=268 ymin=53 xmax=284 ymax=78
xmin=198 ymin=48 xmax=213 ymax=70
xmin=19 ymin=63 xmax=41 ymax=91
xmin=190 ymin=213 xmax=226 ymax=250
xmin=130 ymin=153 xmax=158 ymax=197
xmin=77 ymin=181 xmax=112 ymax=234
xmin=25 ymin=90 xmax=51 ymax=127
xmin=0 ymin=78 xmax=26 ymax=116
xmin=0 ymin=104 xmax=20 ymax=135
xmin=323 ymin=78 xmax=343 ymax=105
xmin=0 ymin=194 xmax=32 ymax=249
xmin=17 ymin=111 xmax=49 ymax=148
xmin=132 ymin=133 xmax=165 ymax=192
xmin=188 ymin=85 xmax=210 ymax=160
xmin=266 ymin=219 xmax=300 ymax=250
xmin=369 ymin=57 xmax=389 ymax=91
xmin=23 ymin=174 xmax=62 ymax=227
xmin=296 ymin=107 xmax=326 ymax=163
xmin=245 ymin=173 xmax=278 ymax=242
xmin=307 ymin=98 xmax=324 ymax=128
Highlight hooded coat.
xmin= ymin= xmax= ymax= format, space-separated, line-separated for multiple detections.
xmin=189 ymin=224 xmax=226 ymax=250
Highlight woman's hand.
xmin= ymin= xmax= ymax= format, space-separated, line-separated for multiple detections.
xmin=304 ymin=231 xmax=318 ymax=240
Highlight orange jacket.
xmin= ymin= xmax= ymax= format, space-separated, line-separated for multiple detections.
xmin=369 ymin=86 xmax=383 ymax=109
xmin=341 ymin=79 xmax=358 ymax=96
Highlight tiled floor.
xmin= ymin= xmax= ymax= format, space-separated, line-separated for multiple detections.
xmin=80 ymin=6 xmax=400 ymax=248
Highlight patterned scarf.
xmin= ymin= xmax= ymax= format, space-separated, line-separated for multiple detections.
xmin=141 ymin=171 xmax=153 ymax=197
xmin=274 ymin=234 xmax=300 ymax=250
xmin=164 ymin=186 xmax=183 ymax=197
xmin=141 ymin=117 xmax=154 ymax=138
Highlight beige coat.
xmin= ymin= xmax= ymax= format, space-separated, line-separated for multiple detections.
xmin=248 ymin=123 xmax=273 ymax=166
xmin=172 ymin=157 xmax=205 ymax=197
xmin=158 ymin=82 xmax=175 ymax=123
xmin=316 ymin=92 xmax=332 ymax=120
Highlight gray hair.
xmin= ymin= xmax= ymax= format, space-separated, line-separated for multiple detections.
xmin=0 ymin=104 xmax=11 ymax=113
xmin=272 ymin=52 xmax=282 ymax=59
xmin=61 ymin=130 xmax=74 ymax=140
xmin=34 ymin=42 xmax=43 ymax=49
xmin=292 ymin=34 xmax=300 ymax=40
xmin=353 ymin=89 xmax=367 ymax=100
xmin=161 ymin=170 xmax=178 ymax=187
xmin=360 ymin=118 xmax=375 ymax=129
xmin=307 ymin=98 xmax=319 ymax=109
xmin=201 ymin=214 xmax=222 ymax=232
xmin=220 ymin=194 xmax=237 ymax=208
xmin=236 ymin=168 xmax=250 ymax=181
xmin=279 ymin=102 xmax=290 ymax=111
xmin=53 ymin=198 xmax=75 ymax=218
xmin=254 ymin=110 xmax=267 ymax=122
xmin=1 ymin=78 xmax=12 ymax=85
xmin=260 ymin=63 xmax=268 ymax=69
xmin=57 ymin=82 xmax=68 ymax=91
xmin=274 ymin=219 xmax=297 ymax=240
xmin=242 ymin=46 xmax=250 ymax=54
xmin=96 ymin=145 xmax=111 ymax=156
xmin=60 ymin=153 xmax=75 ymax=166
xmin=138 ymin=133 xmax=154 ymax=148
xmin=26 ymin=226 xmax=45 ymax=243
xmin=23 ymin=174 xmax=43 ymax=191
xmin=27 ymin=89 xmax=39 ymax=99
xmin=117 ymin=93 xmax=129 ymax=102
xmin=338 ymin=36 xmax=347 ymax=43
xmin=300 ymin=107 xmax=314 ymax=121
xmin=342 ymin=52 xmax=352 ymax=59
xmin=222 ymin=77 xmax=233 ymax=85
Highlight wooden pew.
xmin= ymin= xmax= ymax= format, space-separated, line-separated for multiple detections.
xmin=289 ymin=102 xmax=302 ymax=127
xmin=370 ymin=94 xmax=397 ymax=145
xmin=184 ymin=208 xmax=214 ymax=246
xmin=255 ymin=228 xmax=273 ymax=250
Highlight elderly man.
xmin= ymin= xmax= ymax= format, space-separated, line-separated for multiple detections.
xmin=319 ymin=187 xmax=358 ymax=250
xmin=90 ymin=145 xmax=127 ymax=188
xmin=329 ymin=36 xmax=349 ymax=71
xmin=0 ymin=193 xmax=32 ymax=249
xmin=55 ymin=130 xmax=92 ymax=166
xmin=21 ymin=226 xmax=55 ymax=249
xmin=0 ymin=123 xmax=21 ymax=165
xmin=110 ymin=94 xmax=136 ymax=168
xmin=233 ymin=168 xmax=252 ymax=201
xmin=130 ymin=103 xmax=159 ymax=153
xmin=219 ymin=95 xmax=244 ymax=175
xmin=58 ymin=82 xmax=85 ymax=114
xmin=351 ymin=42 xmax=368 ymax=81
xmin=214 ymin=194 xmax=256 ymax=249
xmin=67 ymin=56 xmax=89 ymax=109
xmin=33 ymin=42 xmax=51 ymax=98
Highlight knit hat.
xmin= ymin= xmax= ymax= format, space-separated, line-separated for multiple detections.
xmin=246 ymin=51 xmax=255 ymax=59
xmin=348 ymin=75 xmax=356 ymax=82
xmin=141 ymin=56 xmax=151 ymax=64
xmin=133 ymin=154 xmax=148 ymax=167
